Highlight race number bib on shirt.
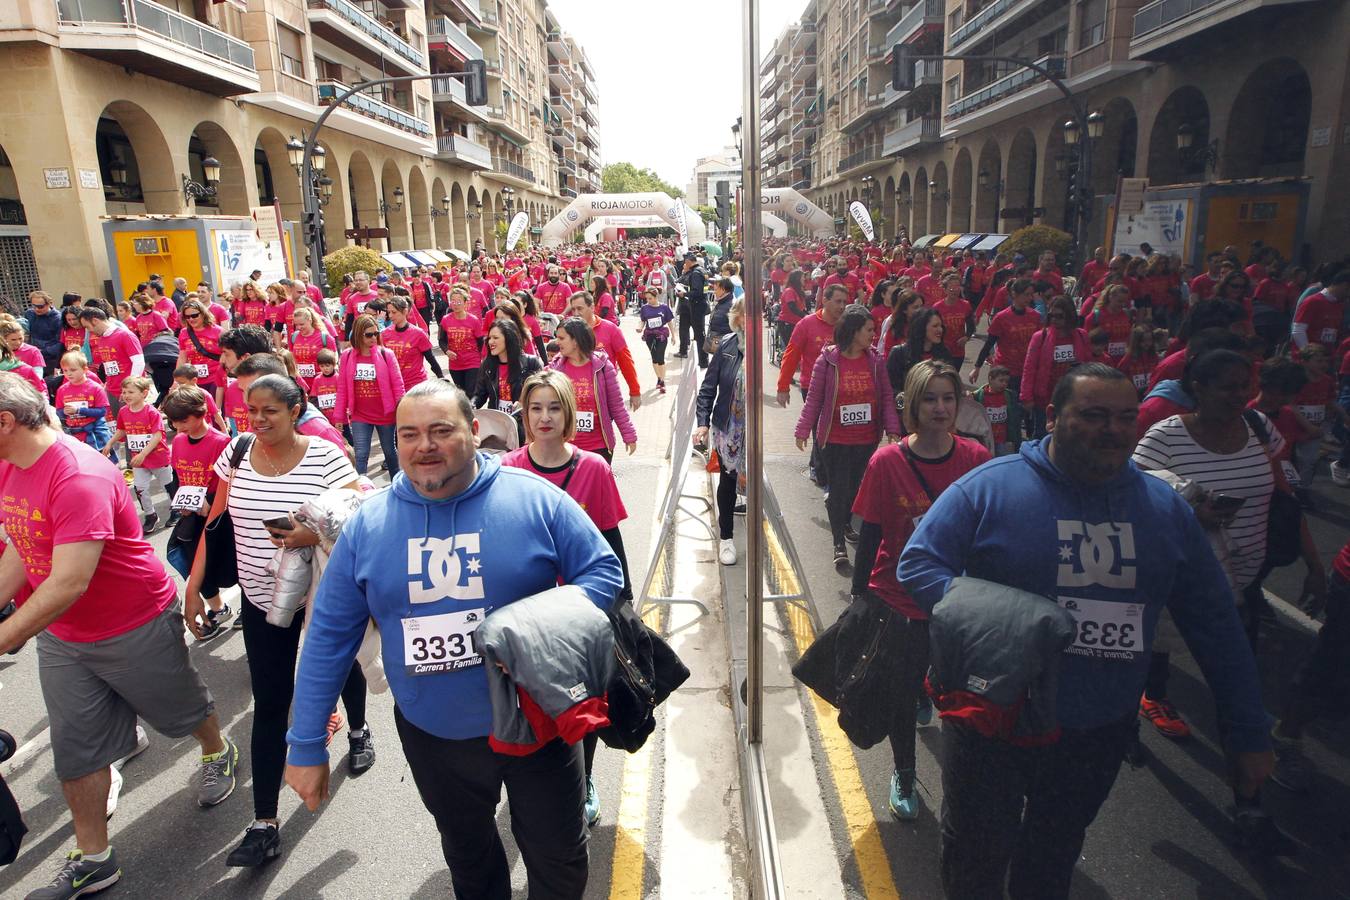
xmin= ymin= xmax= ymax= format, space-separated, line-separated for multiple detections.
xmin=645 ymin=317 xmax=664 ymax=330
xmin=1281 ymin=460 xmax=1301 ymax=486
xmin=126 ymin=433 xmax=152 ymax=453
xmin=497 ymin=400 xmax=515 ymax=414
xmin=1133 ymin=373 xmax=1149 ymax=391
xmin=1053 ymin=345 xmax=1075 ymax=364
xmin=1059 ymin=597 xmax=1143 ymax=659
xmin=316 ymin=393 xmax=336 ymax=409
xmin=575 ymin=411 xmax=595 ymax=432
xmin=1108 ymin=342 xmax=1126 ymax=357
xmin=986 ymin=405 xmax=1007 ymax=424
xmin=401 ymin=609 xmax=485 ymax=675
xmin=1297 ymin=404 xmax=1325 ymax=425
xmin=356 ymin=302 xmax=368 ymax=315
xmin=840 ymin=402 xmax=872 ymax=426
xmin=297 ymin=363 xmax=316 ymax=379
xmin=355 ymin=363 xmax=376 ymax=381
xmin=171 ymin=485 xmax=207 ymax=512
xmin=103 ymin=360 xmax=121 ymax=376
xmin=1321 ymin=327 xmax=1337 ymax=343
xmin=193 ymin=364 xmax=210 ymax=379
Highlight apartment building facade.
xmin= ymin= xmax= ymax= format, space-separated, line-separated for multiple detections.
xmin=769 ymin=0 xmax=1350 ymax=265
xmin=547 ymin=31 xmax=601 ymax=201
xmin=0 ymin=0 xmax=602 ymax=298
xmin=687 ymin=149 xmax=742 ymax=208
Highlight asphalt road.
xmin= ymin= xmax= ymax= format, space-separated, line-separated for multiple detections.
xmin=0 ymin=343 xmax=675 ymax=899
xmin=760 ymin=352 xmax=1350 ymax=900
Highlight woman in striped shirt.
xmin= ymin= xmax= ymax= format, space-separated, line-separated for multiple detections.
xmin=185 ymin=373 xmax=367 ymax=868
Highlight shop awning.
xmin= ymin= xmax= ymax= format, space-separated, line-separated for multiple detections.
xmin=405 ymin=251 xmax=438 ymax=265
xmin=420 ymin=249 xmax=451 ymax=263
xmin=971 ymin=234 xmax=1010 ymax=252
xmin=948 ymin=233 xmax=984 ymax=250
xmin=381 ymin=252 xmax=418 ymax=269
xmin=912 ymin=233 xmax=942 ymax=248
xmin=933 ymin=233 xmax=962 ymax=248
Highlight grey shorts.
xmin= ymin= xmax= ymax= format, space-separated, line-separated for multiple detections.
xmin=37 ymin=607 xmax=215 ymax=781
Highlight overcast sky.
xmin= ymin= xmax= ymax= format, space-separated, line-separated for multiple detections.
xmin=545 ymin=0 xmax=805 ymax=190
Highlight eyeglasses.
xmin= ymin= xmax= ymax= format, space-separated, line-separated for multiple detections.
xmin=183 ymin=312 xmax=201 ymax=320
xmin=362 ymin=331 xmax=379 ymax=338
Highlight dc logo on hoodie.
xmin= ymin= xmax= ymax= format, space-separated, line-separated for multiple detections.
xmin=1056 ymin=522 xmax=1136 ymax=590
xmin=408 ymin=534 xmax=485 ymax=603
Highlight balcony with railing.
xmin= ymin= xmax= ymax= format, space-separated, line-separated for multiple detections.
xmin=55 ymin=0 xmax=259 ymax=96
xmin=493 ymin=157 xmax=536 ymax=184
xmin=548 ymin=63 xmax=572 ymax=90
xmin=431 ymin=74 xmax=487 ymax=120
xmin=948 ymin=0 xmax=1044 ymax=51
xmin=842 ymin=92 xmax=887 ymax=133
xmin=792 ymin=54 xmax=818 ymax=80
xmin=838 ymin=144 xmax=881 ymax=174
xmin=549 ymin=93 xmax=574 ymax=116
xmin=792 ymin=21 xmax=817 ymax=48
xmin=427 ymin=17 xmax=482 ymax=61
xmin=469 ymin=3 xmax=497 ymax=32
xmin=307 ymin=0 xmax=425 ymax=72
xmin=946 ymin=54 xmax=1064 ymax=120
xmin=317 ymin=80 xmax=432 ymax=137
xmin=560 ymin=185 xmax=578 ymax=199
xmin=887 ymin=0 xmax=945 ymax=47
xmin=883 ymin=58 xmax=943 ymax=107
xmin=1130 ymin=0 xmax=1316 ymax=55
xmin=866 ymin=41 xmax=888 ymax=63
xmin=437 ymin=132 xmax=492 ymax=169
xmin=546 ymin=31 xmax=569 ymax=57
xmin=556 ymin=155 xmax=577 ymax=173
xmin=883 ymin=115 xmax=940 ymax=155
xmin=482 ymin=52 xmax=501 ymax=74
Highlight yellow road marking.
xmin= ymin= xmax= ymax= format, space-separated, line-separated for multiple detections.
xmin=770 ymin=523 xmax=901 ymax=900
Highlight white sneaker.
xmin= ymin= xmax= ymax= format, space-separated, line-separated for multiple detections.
xmin=106 ymin=764 xmax=123 ymax=820
xmin=1331 ymin=460 xmax=1350 ymax=487
xmin=113 ymin=725 xmax=149 ymax=771
xmin=719 ymin=539 xmax=737 ymax=566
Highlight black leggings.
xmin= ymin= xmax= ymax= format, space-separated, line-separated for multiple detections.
xmin=448 ymin=367 xmax=479 ymax=397
xmin=887 ymin=614 xmax=931 ymax=774
xmin=644 ymin=335 xmax=668 ymax=366
xmin=819 ymin=442 xmax=875 ymax=546
xmin=716 ymin=458 xmax=738 ymax=540
xmin=240 ymin=597 xmax=367 ymax=819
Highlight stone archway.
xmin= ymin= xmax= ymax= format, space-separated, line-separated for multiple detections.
xmin=1222 ymin=59 xmax=1311 ymax=180
xmin=951 ymin=147 xmax=973 ymax=232
xmin=317 ymin=141 xmax=346 ymax=252
xmin=347 ymin=151 xmax=379 ymax=246
xmin=1092 ymin=97 xmax=1138 ymax=195
xmin=253 ymin=126 xmax=303 ymax=224
xmin=380 ymin=159 xmax=408 ymax=250
xmin=431 ymin=176 xmax=451 ymax=248
xmin=1146 ymin=86 xmax=1210 ymax=186
xmin=450 ymin=182 xmax=467 ymax=250
xmin=913 ymin=167 xmax=930 ymax=237
xmin=975 ymin=140 xmax=1002 ymax=232
xmin=882 ymin=176 xmax=896 ymax=240
xmin=96 ymin=100 xmax=178 ymax=214
xmin=466 ymin=185 xmax=481 ymax=249
xmin=1005 ymin=129 xmax=1038 ymax=230
xmin=187 ymin=120 xmax=248 ymax=215
xmin=931 ymin=161 xmax=950 ymax=234
xmin=897 ymin=172 xmax=912 ymax=240
xmin=481 ymin=190 xmax=497 ymax=252
xmin=408 ymin=164 xmax=431 ymax=249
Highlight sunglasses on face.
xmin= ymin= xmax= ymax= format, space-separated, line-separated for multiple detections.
xmin=363 ymin=331 xmax=378 ymax=338
xmin=184 ymin=312 xmax=201 ymax=319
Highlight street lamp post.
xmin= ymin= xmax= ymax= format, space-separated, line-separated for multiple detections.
xmin=182 ymin=156 xmax=221 ymax=206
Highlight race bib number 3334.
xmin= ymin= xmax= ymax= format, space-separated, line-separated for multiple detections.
xmin=401 ymin=609 xmax=485 ymax=675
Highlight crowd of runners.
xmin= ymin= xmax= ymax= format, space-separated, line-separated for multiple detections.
xmin=0 ymin=226 xmax=1346 ymax=898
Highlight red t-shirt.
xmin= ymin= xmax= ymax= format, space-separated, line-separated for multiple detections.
xmin=1295 ymin=291 xmax=1344 ymax=351
xmin=440 ymin=314 xmax=484 ymax=371
xmin=56 ymin=378 xmax=109 ymax=433
xmin=915 ymin=274 xmax=944 ymax=306
xmin=500 ymin=446 xmax=628 ymax=531
xmin=562 ymin=361 xmax=603 ymax=453
xmin=784 ymin=314 xmax=836 ymax=391
xmin=935 ymin=298 xmax=972 ymax=358
xmin=117 ymin=404 xmax=171 ymax=469
xmin=289 ymin=328 xmax=333 ymax=388
xmin=987 ymin=306 xmax=1041 ymax=373
xmin=1091 ymin=307 xmax=1132 ymax=358
xmin=61 ymin=326 xmax=87 ymax=352
xmin=0 ymin=434 xmax=176 ymax=642
xmin=349 ymin=349 xmax=391 ymax=425
xmin=382 ymin=324 xmax=434 ymax=387
xmin=236 ymin=298 xmax=268 ymax=326
xmin=1294 ymin=374 xmax=1335 ymax=427
xmin=179 ymin=325 xmax=226 ymax=386
xmin=979 ymin=388 xmax=1008 ymax=445
xmin=852 ymin=437 xmax=991 ymax=618
xmin=1115 ymin=353 xmax=1158 ymax=395
xmin=1189 ymin=272 xmax=1219 ymax=302
xmin=170 ymin=428 xmax=231 ymax=515
xmin=310 ymin=371 xmax=340 ymax=425
xmin=830 ymin=353 xmax=880 ymax=446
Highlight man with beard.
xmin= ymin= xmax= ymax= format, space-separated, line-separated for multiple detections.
xmin=283 ymin=380 xmax=621 ymax=899
xmin=898 ymin=363 xmax=1275 ymax=899
xmin=534 ymin=264 xmax=574 ymax=318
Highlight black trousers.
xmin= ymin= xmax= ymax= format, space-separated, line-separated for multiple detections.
xmin=819 ymin=442 xmax=874 ymax=547
xmin=449 ymin=367 xmax=479 ymax=397
xmin=886 ymin=614 xmax=930 ymax=774
xmin=939 ymin=716 xmax=1133 ymax=900
xmin=395 ymin=708 xmax=588 ymax=900
xmin=716 ymin=458 xmax=738 ymax=540
xmin=240 ymin=598 xmax=367 ymax=819
xmin=678 ymin=307 xmax=707 ymax=366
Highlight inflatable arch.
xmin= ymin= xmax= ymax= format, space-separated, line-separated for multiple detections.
xmin=540 ymin=193 xmax=707 ymax=247
xmin=761 ymin=188 xmax=833 ymax=238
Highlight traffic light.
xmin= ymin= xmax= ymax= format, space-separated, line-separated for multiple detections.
xmin=465 ymin=59 xmax=487 ymax=106
xmin=715 ymin=194 xmax=731 ymax=221
xmin=891 ymin=44 xmax=915 ymax=91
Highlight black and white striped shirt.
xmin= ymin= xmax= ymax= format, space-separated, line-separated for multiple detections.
xmin=214 ymin=436 xmax=357 ymax=609
xmin=1133 ymin=413 xmax=1282 ymax=588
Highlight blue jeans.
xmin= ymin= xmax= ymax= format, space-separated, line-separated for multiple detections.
xmin=351 ymin=420 xmax=398 ymax=477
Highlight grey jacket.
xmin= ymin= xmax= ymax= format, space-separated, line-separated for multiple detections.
xmin=475 ymin=585 xmax=616 ymax=751
xmin=927 ymin=576 xmax=1077 ymax=743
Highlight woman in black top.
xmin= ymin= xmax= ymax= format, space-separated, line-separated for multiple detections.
xmin=473 ymin=319 xmax=542 ymax=443
xmin=886 ymin=308 xmax=956 ymax=407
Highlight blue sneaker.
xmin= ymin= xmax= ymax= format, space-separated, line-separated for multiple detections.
xmin=888 ymin=769 xmax=920 ymax=821
xmin=915 ymin=695 xmax=934 ymax=728
xmin=584 ymin=777 xmax=600 ymax=827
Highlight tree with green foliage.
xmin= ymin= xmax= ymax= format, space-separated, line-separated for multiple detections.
xmin=695 ymin=205 xmax=717 ymax=226
xmin=323 ymin=245 xmax=389 ymax=292
xmin=601 ymin=162 xmax=685 ymax=198
xmin=1003 ymin=225 xmax=1072 ymax=266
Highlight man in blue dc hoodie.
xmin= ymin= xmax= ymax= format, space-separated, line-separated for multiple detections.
xmin=899 ymin=363 xmax=1276 ymax=899
xmin=284 ymin=380 xmax=621 ymax=900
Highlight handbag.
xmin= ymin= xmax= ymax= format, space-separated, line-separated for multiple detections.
xmin=1242 ymin=410 xmax=1302 ymax=568
xmin=199 ymin=435 xmax=254 ymax=597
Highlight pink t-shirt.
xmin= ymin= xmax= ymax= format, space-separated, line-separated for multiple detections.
xmin=534 ymin=281 xmax=574 ymax=316
xmin=382 ymin=324 xmax=434 ymax=387
xmin=179 ymin=325 xmax=226 ymax=385
xmin=0 ymin=434 xmax=176 ymax=642
xmin=235 ymin=298 xmax=268 ymax=327
xmin=561 ymin=360 xmax=603 ymax=453
xmin=170 ymin=428 xmax=231 ymax=514
xmin=297 ymin=415 xmax=348 ymax=452
xmin=152 ymin=296 xmax=180 ymax=331
xmin=501 ymin=446 xmax=627 ymax=530
xmin=349 ymin=349 xmax=390 ymax=425
xmin=56 ymin=378 xmax=109 ymax=433
xmin=310 ymin=371 xmax=340 ymax=425
xmin=223 ymin=380 xmax=250 ymax=434
xmin=117 ymin=404 xmax=171 ymax=469
xmin=289 ymin=328 xmax=334 ymax=388
xmin=16 ymin=343 xmax=46 ymax=372
xmin=89 ymin=327 xmax=142 ymax=393
xmin=591 ymin=317 xmax=629 ymax=364
xmin=134 ymin=311 xmax=170 ymax=346
xmin=344 ymin=289 xmax=378 ymax=318
xmin=440 ymin=314 xmax=483 ymax=371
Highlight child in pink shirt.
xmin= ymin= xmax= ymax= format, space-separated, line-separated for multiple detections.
xmin=104 ymin=375 xmax=172 ymax=533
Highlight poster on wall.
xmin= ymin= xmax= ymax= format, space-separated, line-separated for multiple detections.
xmin=211 ymin=229 xmax=290 ymax=289
xmin=1112 ymin=198 xmax=1193 ymax=259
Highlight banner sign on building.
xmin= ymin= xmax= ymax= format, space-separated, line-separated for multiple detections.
xmin=212 ymin=229 xmax=290 ymax=288
xmin=1112 ymin=198 xmax=1193 ymax=259
xmin=848 ymin=201 xmax=875 ymax=242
